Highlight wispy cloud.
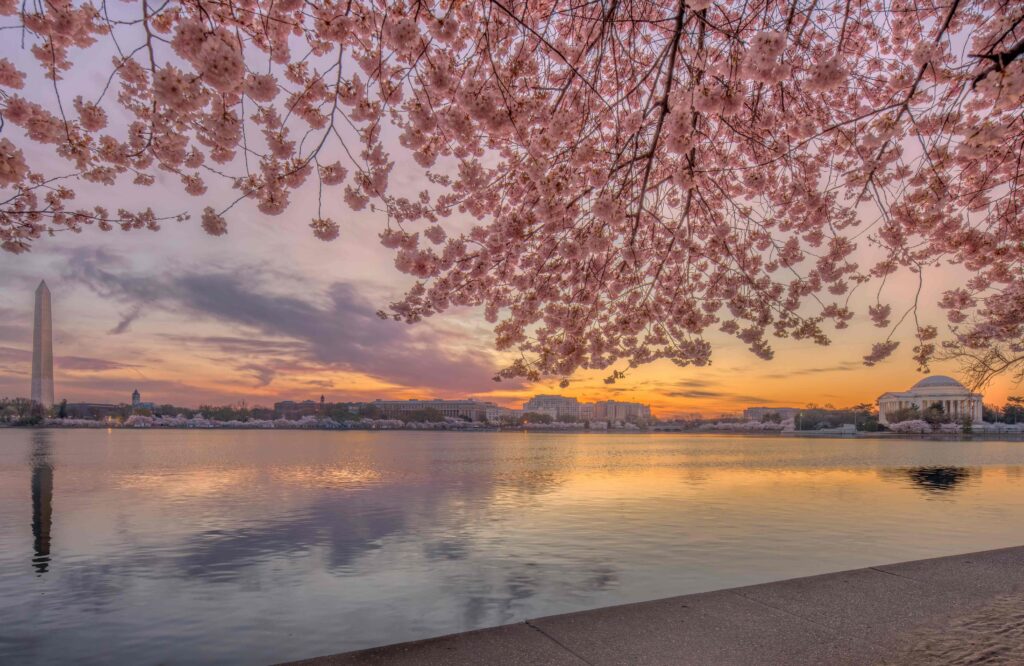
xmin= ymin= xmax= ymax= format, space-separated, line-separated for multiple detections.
xmin=760 ymin=361 xmax=862 ymax=380
xmin=666 ymin=389 xmax=776 ymax=403
xmin=0 ymin=345 xmax=139 ymax=375
xmin=159 ymin=335 xmax=303 ymax=357
xmin=237 ymin=363 xmax=278 ymax=388
xmin=108 ymin=305 xmax=143 ymax=335
xmin=58 ymin=356 xmax=140 ymax=372
xmin=0 ymin=346 xmax=30 ymax=364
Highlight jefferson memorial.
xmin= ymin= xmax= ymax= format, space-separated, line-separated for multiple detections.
xmin=877 ymin=376 xmax=983 ymax=425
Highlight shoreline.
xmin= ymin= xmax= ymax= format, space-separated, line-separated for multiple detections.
xmin=281 ymin=546 xmax=1024 ymax=665
xmin=5 ymin=423 xmax=1024 ymax=441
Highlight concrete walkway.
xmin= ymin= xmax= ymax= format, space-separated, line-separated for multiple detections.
xmin=285 ymin=546 xmax=1024 ymax=665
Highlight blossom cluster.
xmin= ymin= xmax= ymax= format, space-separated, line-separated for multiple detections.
xmin=887 ymin=420 xmax=933 ymax=434
xmin=1 ymin=0 xmax=1022 ymax=383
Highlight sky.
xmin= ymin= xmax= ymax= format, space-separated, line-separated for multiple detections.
xmin=0 ymin=30 xmax=1018 ymax=418
xmin=1 ymin=196 xmax=1016 ymax=418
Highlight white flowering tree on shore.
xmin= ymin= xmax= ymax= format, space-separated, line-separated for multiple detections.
xmin=1 ymin=0 xmax=1021 ymax=384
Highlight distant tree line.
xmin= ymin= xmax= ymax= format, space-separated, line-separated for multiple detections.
xmin=0 ymin=397 xmax=43 ymax=425
xmin=984 ymin=397 xmax=1024 ymax=424
xmin=788 ymin=403 xmax=881 ymax=432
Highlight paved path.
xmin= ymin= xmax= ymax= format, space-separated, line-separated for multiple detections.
xmin=284 ymin=546 xmax=1024 ymax=665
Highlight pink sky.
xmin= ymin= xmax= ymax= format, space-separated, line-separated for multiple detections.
xmin=0 ymin=207 xmax=1015 ymax=417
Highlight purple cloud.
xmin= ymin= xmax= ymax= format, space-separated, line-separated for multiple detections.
xmin=108 ymin=305 xmax=143 ymax=335
xmin=63 ymin=249 xmax=518 ymax=394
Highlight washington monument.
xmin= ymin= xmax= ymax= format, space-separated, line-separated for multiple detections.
xmin=31 ymin=280 xmax=54 ymax=408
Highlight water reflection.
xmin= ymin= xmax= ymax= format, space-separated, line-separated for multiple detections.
xmin=173 ymin=498 xmax=407 ymax=581
xmin=879 ymin=466 xmax=979 ymax=496
xmin=4 ymin=430 xmax=1024 ymax=666
xmin=906 ymin=466 xmax=976 ymax=493
xmin=30 ymin=431 xmax=53 ymax=575
xmin=169 ymin=452 xmax=573 ymax=582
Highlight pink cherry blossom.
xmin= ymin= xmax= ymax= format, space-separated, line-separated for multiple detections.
xmin=0 ymin=58 xmax=25 ymax=88
xmin=864 ymin=341 xmax=901 ymax=366
xmin=244 ymin=73 xmax=278 ymax=102
xmin=73 ymin=96 xmax=107 ymax=131
xmin=200 ymin=207 xmax=227 ymax=236
xmin=0 ymin=138 xmax=29 ymax=186
xmin=0 ymin=0 xmax=1021 ymax=386
xmin=310 ymin=217 xmax=340 ymax=241
xmin=318 ymin=161 xmax=347 ymax=186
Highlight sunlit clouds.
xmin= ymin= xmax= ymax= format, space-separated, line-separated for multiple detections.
xmin=0 ymin=217 xmax=1014 ymax=417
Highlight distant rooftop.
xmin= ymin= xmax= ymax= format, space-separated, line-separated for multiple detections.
xmin=911 ymin=375 xmax=965 ymax=389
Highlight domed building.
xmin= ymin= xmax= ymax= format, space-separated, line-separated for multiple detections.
xmin=877 ymin=376 xmax=983 ymax=425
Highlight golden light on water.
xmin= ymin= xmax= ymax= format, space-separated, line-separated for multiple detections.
xmin=272 ymin=466 xmax=383 ymax=488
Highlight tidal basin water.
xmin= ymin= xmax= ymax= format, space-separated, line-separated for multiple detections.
xmin=2 ymin=430 xmax=1024 ymax=664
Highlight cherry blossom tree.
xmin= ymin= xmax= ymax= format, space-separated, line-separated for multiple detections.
xmin=1 ymin=0 xmax=1021 ymax=384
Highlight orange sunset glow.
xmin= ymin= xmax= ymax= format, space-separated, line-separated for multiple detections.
xmin=0 ymin=205 xmax=1014 ymax=417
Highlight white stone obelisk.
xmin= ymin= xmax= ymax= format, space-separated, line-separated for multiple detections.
xmin=31 ymin=280 xmax=54 ymax=408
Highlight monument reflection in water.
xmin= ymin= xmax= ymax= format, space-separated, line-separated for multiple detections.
xmin=905 ymin=466 xmax=975 ymax=494
xmin=30 ymin=431 xmax=53 ymax=574
xmin=876 ymin=465 xmax=980 ymax=496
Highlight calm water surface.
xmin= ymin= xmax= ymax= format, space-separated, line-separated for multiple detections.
xmin=2 ymin=429 xmax=1023 ymax=664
